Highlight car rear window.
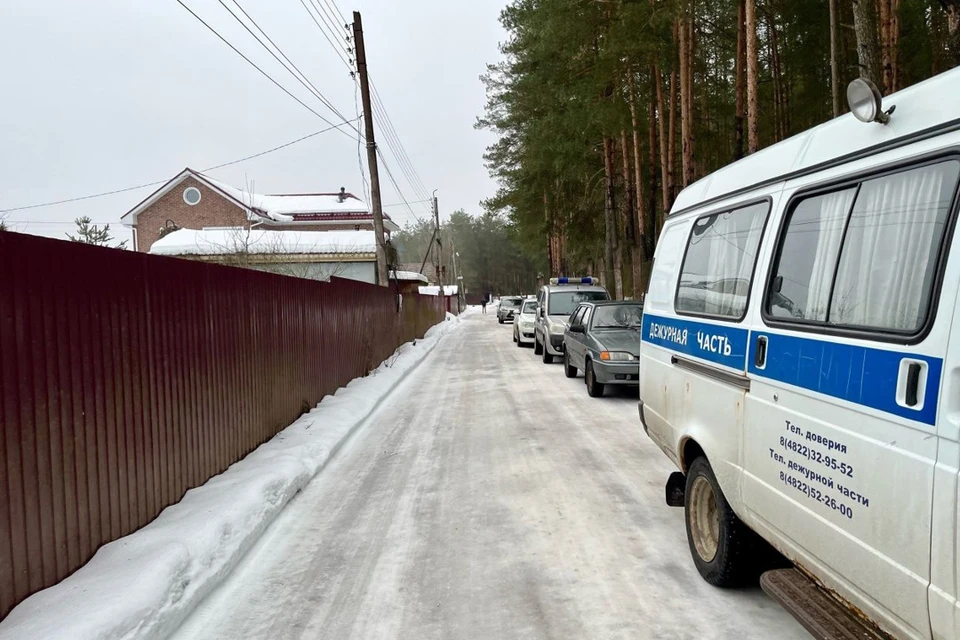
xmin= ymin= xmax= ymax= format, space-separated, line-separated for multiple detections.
xmin=549 ymin=290 xmax=609 ymax=315
xmin=592 ymin=305 xmax=643 ymax=328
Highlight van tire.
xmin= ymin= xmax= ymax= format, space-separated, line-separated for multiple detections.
xmin=564 ymin=352 xmax=577 ymax=378
xmin=684 ymin=456 xmax=762 ymax=587
xmin=534 ymin=337 xmax=543 ymax=355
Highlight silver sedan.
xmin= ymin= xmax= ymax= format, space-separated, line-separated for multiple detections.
xmin=562 ymin=301 xmax=643 ymax=397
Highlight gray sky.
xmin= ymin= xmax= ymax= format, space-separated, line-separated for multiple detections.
xmin=0 ymin=0 xmax=506 ymax=244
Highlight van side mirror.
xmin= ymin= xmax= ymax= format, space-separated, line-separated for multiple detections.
xmin=772 ymin=275 xmax=784 ymax=293
xmin=569 ymin=324 xmax=585 ymax=334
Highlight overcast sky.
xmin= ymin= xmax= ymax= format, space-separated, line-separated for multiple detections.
xmin=0 ymin=0 xmax=506 ymax=244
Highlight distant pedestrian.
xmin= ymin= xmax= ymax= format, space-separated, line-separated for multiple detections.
xmin=481 ymin=297 xmax=488 ymax=314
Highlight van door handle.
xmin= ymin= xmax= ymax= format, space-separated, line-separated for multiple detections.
xmin=755 ymin=336 xmax=768 ymax=369
xmin=897 ymin=358 xmax=927 ymax=410
xmin=905 ymin=363 xmax=921 ymax=407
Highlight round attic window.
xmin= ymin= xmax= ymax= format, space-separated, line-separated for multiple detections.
xmin=183 ymin=187 xmax=202 ymax=206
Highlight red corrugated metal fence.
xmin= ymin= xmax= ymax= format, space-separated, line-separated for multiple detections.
xmin=0 ymin=232 xmax=446 ymax=619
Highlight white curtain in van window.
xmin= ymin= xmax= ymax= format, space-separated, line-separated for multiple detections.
xmin=703 ymin=203 xmax=766 ymax=317
xmin=803 ymin=189 xmax=856 ymax=321
xmin=830 ymin=162 xmax=956 ymax=331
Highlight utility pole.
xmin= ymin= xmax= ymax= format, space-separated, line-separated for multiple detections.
xmin=352 ymin=11 xmax=388 ymax=286
xmin=433 ymin=190 xmax=442 ymax=292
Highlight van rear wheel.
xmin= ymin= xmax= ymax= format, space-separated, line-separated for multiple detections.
xmin=684 ymin=456 xmax=762 ymax=587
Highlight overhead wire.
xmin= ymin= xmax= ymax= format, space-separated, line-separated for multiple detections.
xmin=173 ymin=0 xmax=354 ymax=137
xmin=216 ymin=0 xmax=360 ymax=136
xmin=298 ymin=0 xmax=354 ymax=71
xmin=320 ymin=0 xmax=349 ymax=28
xmin=369 ymin=86 xmax=431 ymax=203
xmin=0 ymin=120 xmax=358 ymax=213
xmin=291 ymin=0 xmax=433 ymax=223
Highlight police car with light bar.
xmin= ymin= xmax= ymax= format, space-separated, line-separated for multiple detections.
xmin=534 ymin=277 xmax=609 ymax=363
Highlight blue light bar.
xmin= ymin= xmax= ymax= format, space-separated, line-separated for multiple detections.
xmin=550 ymin=277 xmax=595 ymax=285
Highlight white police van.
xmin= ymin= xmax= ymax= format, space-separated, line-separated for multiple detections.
xmin=639 ymin=71 xmax=960 ymax=640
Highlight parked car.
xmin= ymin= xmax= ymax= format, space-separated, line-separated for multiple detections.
xmin=512 ymin=298 xmax=538 ymax=346
xmin=497 ymin=296 xmax=523 ymax=324
xmin=639 ymin=72 xmax=960 ymax=640
xmin=534 ymin=278 xmax=610 ymax=363
xmin=563 ymin=301 xmax=643 ymax=397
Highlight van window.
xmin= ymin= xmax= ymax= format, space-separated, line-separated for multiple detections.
xmin=767 ymin=188 xmax=857 ymax=322
xmin=767 ymin=160 xmax=960 ymax=334
xmin=675 ymin=201 xmax=769 ymax=320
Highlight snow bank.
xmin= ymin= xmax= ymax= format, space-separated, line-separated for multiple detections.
xmin=0 ymin=314 xmax=462 ymax=640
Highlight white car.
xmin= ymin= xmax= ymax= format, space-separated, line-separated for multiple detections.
xmin=534 ymin=278 xmax=610 ymax=363
xmin=512 ymin=298 xmax=537 ymax=346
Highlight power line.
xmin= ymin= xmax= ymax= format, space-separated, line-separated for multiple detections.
xmin=320 ymin=0 xmax=349 ymax=28
xmin=0 ymin=119 xmax=358 ymax=213
xmin=370 ymin=81 xmax=428 ymax=194
xmin=298 ymin=0 xmax=354 ymax=71
xmin=173 ymin=0 xmax=353 ymax=137
xmin=290 ymin=3 xmax=433 ymax=222
xmin=377 ymin=147 xmax=427 ymax=225
xmin=369 ymin=90 xmax=431 ymax=203
xmin=216 ymin=0 xmax=359 ymax=135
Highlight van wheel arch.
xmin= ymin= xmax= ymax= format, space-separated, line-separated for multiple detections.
xmin=680 ymin=438 xmax=706 ymax=474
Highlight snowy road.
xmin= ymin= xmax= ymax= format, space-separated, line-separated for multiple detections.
xmin=171 ymin=311 xmax=807 ymax=640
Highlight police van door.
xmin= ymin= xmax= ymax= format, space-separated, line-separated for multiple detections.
xmin=928 ymin=271 xmax=960 ymax=640
xmin=742 ymin=156 xmax=960 ymax=640
xmin=642 ymin=194 xmax=775 ymax=508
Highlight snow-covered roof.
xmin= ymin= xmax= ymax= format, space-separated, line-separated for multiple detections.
xmin=672 ymin=67 xmax=960 ymax=216
xmin=121 ymin=168 xmax=399 ymax=232
xmin=390 ymin=270 xmax=429 ymax=283
xmin=418 ymin=285 xmax=459 ymax=296
xmin=201 ymin=175 xmax=367 ymax=217
xmin=148 ymin=228 xmax=377 ymax=257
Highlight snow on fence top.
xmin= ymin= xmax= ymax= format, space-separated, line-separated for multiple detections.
xmin=390 ymin=270 xmax=429 ymax=283
xmin=149 ymin=228 xmax=377 ymax=256
xmin=419 ymin=285 xmax=459 ymax=296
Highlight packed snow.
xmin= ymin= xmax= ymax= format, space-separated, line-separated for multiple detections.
xmin=148 ymin=228 xmax=376 ymax=257
xmin=0 ymin=313 xmax=463 ymax=640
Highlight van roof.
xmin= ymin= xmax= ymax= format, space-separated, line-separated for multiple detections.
xmin=671 ymin=67 xmax=960 ymax=217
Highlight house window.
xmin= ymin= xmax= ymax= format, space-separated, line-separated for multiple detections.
xmin=183 ymin=187 xmax=202 ymax=206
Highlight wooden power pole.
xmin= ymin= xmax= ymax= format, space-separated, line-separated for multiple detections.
xmin=352 ymin=11 xmax=388 ymax=286
xmin=433 ymin=192 xmax=442 ymax=290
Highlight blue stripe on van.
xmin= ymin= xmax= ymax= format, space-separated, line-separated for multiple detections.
xmin=641 ymin=313 xmax=943 ymax=425
xmin=641 ymin=313 xmax=750 ymax=370
xmin=748 ymin=331 xmax=942 ymax=426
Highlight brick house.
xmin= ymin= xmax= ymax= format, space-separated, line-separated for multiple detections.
xmin=120 ymin=168 xmax=399 ymax=253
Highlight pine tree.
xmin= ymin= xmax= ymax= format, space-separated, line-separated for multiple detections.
xmin=67 ymin=216 xmax=128 ymax=249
